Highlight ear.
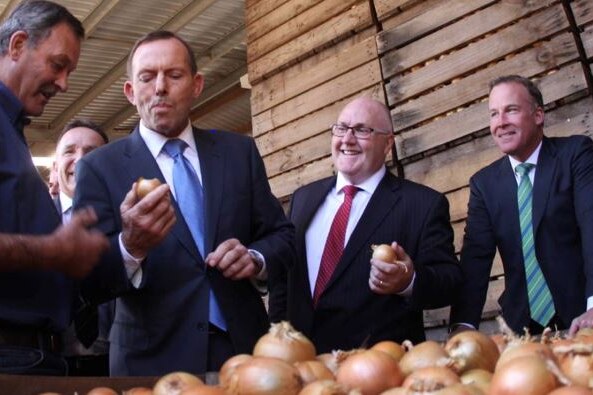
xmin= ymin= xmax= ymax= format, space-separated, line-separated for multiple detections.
xmin=8 ymin=31 xmax=28 ymax=60
xmin=123 ymin=80 xmax=136 ymax=105
xmin=193 ymin=73 xmax=204 ymax=98
xmin=534 ymin=106 xmax=544 ymax=127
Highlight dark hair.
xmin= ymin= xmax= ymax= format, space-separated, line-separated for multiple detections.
xmin=0 ymin=0 xmax=84 ymax=55
xmin=489 ymin=75 xmax=544 ymax=108
xmin=58 ymin=118 xmax=109 ymax=144
xmin=126 ymin=30 xmax=197 ymax=78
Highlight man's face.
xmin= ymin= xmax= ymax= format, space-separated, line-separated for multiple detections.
xmin=331 ymin=98 xmax=393 ymax=185
xmin=124 ymin=38 xmax=204 ymax=137
xmin=489 ymin=82 xmax=544 ymax=162
xmin=11 ymin=23 xmax=81 ymax=116
xmin=55 ymin=126 xmax=105 ymax=198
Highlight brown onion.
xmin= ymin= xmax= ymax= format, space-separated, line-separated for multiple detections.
xmin=298 ymin=380 xmax=351 ymax=395
xmin=371 ymin=244 xmax=396 ymax=263
xmin=547 ymin=386 xmax=593 ymax=395
xmin=253 ymin=321 xmax=316 ymax=363
xmin=336 ymin=349 xmax=403 ymax=395
xmin=402 ymin=366 xmax=460 ymax=391
xmin=553 ymin=343 xmax=593 ymax=388
xmin=370 ymin=340 xmax=405 ymax=362
xmin=433 ymin=383 xmax=485 ymax=395
xmin=135 ymin=177 xmax=161 ymax=199
xmin=489 ymin=354 xmax=559 ymax=395
xmin=459 ymin=369 xmax=491 ymax=394
xmin=180 ymin=386 xmax=226 ymax=395
xmin=223 ymin=356 xmax=302 ymax=395
xmin=294 ymin=360 xmax=335 ymax=384
xmin=87 ymin=389 xmax=118 ymax=395
xmin=445 ymin=331 xmax=500 ymax=373
xmin=398 ymin=340 xmax=449 ymax=377
xmin=219 ymin=354 xmax=254 ymax=388
xmin=124 ymin=388 xmax=153 ymax=395
xmin=153 ymin=372 xmax=204 ymax=395
xmin=495 ymin=341 xmax=555 ymax=371
xmin=489 ymin=334 xmax=507 ymax=354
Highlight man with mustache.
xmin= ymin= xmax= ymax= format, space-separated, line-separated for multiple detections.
xmin=0 ymin=1 xmax=108 ymax=375
xmin=449 ymin=75 xmax=593 ymax=336
xmin=74 ymin=30 xmax=295 ymax=375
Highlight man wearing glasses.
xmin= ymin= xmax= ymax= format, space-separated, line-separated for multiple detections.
xmin=268 ymin=97 xmax=461 ymax=352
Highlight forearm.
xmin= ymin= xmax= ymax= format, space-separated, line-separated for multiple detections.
xmin=0 ymin=233 xmax=55 ymax=271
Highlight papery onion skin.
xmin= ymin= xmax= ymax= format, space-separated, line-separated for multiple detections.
xmin=124 ymin=388 xmax=154 ymax=395
xmin=135 ymin=177 xmax=161 ymax=199
xmin=298 ymin=380 xmax=351 ymax=395
xmin=495 ymin=341 xmax=555 ymax=371
xmin=336 ymin=349 xmax=403 ymax=395
xmin=371 ymin=245 xmax=396 ymax=263
xmin=489 ymin=355 xmax=558 ymax=395
xmin=459 ymin=369 xmax=492 ymax=394
xmin=295 ymin=360 xmax=335 ymax=384
xmin=402 ymin=366 xmax=460 ymax=390
xmin=398 ymin=340 xmax=449 ymax=377
xmin=371 ymin=341 xmax=406 ymax=362
xmin=553 ymin=344 xmax=593 ymax=388
xmin=547 ymin=386 xmax=593 ymax=395
xmin=434 ymin=383 xmax=485 ymax=395
xmin=153 ymin=372 xmax=204 ymax=395
xmin=219 ymin=354 xmax=254 ymax=388
xmin=223 ymin=356 xmax=302 ymax=395
xmin=180 ymin=386 xmax=226 ymax=395
xmin=445 ymin=330 xmax=500 ymax=373
xmin=87 ymin=388 xmax=119 ymax=395
xmin=254 ymin=321 xmax=316 ymax=363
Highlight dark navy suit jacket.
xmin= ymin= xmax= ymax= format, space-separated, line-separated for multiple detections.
xmin=74 ymin=126 xmax=294 ymax=375
xmin=450 ymin=136 xmax=593 ymax=333
xmin=269 ymin=171 xmax=461 ymax=352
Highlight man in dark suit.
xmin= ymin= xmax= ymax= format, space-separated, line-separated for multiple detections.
xmin=74 ymin=31 xmax=295 ymax=376
xmin=449 ymin=75 xmax=593 ymax=336
xmin=268 ymin=97 xmax=461 ymax=352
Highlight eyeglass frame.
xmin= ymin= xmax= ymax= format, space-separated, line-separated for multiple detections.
xmin=330 ymin=123 xmax=393 ymax=139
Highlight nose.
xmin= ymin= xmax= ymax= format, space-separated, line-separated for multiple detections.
xmin=55 ymin=70 xmax=69 ymax=92
xmin=341 ymin=127 xmax=357 ymax=142
xmin=155 ymin=73 xmax=167 ymax=95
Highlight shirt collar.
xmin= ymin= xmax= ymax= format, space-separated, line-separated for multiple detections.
xmin=138 ymin=120 xmax=196 ymax=159
xmin=336 ymin=166 xmax=386 ymax=195
xmin=59 ymin=191 xmax=73 ymax=214
xmin=508 ymin=140 xmax=542 ymax=173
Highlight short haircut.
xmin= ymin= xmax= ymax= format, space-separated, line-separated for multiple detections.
xmin=126 ymin=30 xmax=197 ymax=78
xmin=58 ymin=118 xmax=109 ymax=144
xmin=489 ymin=75 xmax=544 ymax=108
xmin=0 ymin=0 xmax=84 ymax=56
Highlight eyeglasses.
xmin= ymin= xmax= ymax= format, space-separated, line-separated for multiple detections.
xmin=330 ymin=123 xmax=392 ymax=139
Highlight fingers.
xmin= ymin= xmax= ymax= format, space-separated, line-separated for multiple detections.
xmin=206 ymin=239 xmax=257 ymax=280
xmin=69 ymin=206 xmax=98 ymax=228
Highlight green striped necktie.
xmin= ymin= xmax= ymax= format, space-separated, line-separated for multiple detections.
xmin=516 ymin=163 xmax=555 ymax=327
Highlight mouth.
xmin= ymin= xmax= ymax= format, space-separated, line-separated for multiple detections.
xmin=39 ymin=85 xmax=57 ymax=101
xmin=151 ymin=101 xmax=172 ymax=110
xmin=496 ymin=129 xmax=516 ymax=138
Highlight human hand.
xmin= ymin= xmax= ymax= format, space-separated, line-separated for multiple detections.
xmin=369 ymin=241 xmax=414 ymax=294
xmin=205 ymin=238 xmax=260 ymax=280
xmin=120 ymin=182 xmax=176 ymax=258
xmin=46 ymin=207 xmax=109 ymax=278
xmin=568 ymin=307 xmax=593 ymax=336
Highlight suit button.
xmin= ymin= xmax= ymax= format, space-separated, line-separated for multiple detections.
xmin=196 ymin=322 xmax=207 ymax=331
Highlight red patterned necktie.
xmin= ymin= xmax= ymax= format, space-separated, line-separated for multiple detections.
xmin=313 ymin=185 xmax=359 ymax=306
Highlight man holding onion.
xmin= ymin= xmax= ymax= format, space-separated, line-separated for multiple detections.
xmin=268 ymin=97 xmax=461 ymax=352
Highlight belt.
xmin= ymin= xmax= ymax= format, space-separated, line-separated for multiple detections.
xmin=0 ymin=325 xmax=62 ymax=353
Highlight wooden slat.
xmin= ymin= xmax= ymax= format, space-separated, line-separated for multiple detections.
xmin=269 ymin=156 xmax=334 ymax=199
xmin=373 ymin=0 xmax=418 ymax=21
xmin=255 ymin=86 xmax=384 ymax=157
xmin=390 ymin=32 xmax=579 ymax=131
xmin=250 ymin=34 xmax=377 ymax=116
xmin=376 ymin=0 xmax=496 ymax=55
xmin=264 ymin=132 xmax=330 ymax=178
xmin=246 ymin=0 xmax=325 ymax=44
xmin=245 ymin=0 xmax=291 ymax=26
xmin=396 ymin=62 xmax=588 ymax=159
xmin=247 ymin=1 xmax=373 ymax=84
xmin=446 ymin=188 xmax=470 ymax=223
xmin=385 ymin=4 xmax=569 ymax=103
xmin=573 ymin=0 xmax=593 ymax=26
xmin=247 ymin=0 xmax=362 ymax=63
xmin=582 ymin=22 xmax=593 ymax=58
xmin=253 ymin=60 xmax=383 ymax=136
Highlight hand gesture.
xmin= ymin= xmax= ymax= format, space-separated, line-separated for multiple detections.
xmin=206 ymin=238 xmax=261 ymax=280
xmin=369 ymin=241 xmax=414 ymax=294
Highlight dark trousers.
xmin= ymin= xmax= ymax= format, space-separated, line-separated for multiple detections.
xmin=528 ymin=315 xmax=566 ymax=335
xmin=206 ymin=325 xmax=234 ymax=372
xmin=66 ymin=354 xmax=109 ymax=376
xmin=0 ymin=346 xmax=67 ymax=376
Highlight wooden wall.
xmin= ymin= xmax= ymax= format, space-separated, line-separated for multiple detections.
xmin=245 ymin=0 xmax=593 ymax=338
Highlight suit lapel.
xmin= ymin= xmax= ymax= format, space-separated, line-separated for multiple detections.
xmin=496 ymin=157 xmax=520 ymax=238
xmin=532 ymin=138 xmax=556 ymax=232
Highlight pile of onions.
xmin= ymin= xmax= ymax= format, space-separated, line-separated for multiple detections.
xmin=459 ymin=368 xmax=492 ymax=394
xmin=253 ymin=321 xmax=316 ymax=363
xmin=219 ymin=354 xmax=254 ymax=388
xmin=402 ymin=366 xmax=459 ymax=392
xmin=398 ymin=340 xmax=448 ymax=377
xmin=336 ymin=349 xmax=403 ymax=395
xmin=298 ymin=380 xmax=351 ymax=395
xmin=553 ymin=343 xmax=593 ymax=388
xmin=294 ymin=360 xmax=335 ymax=384
xmin=222 ymin=356 xmax=302 ymax=395
xmin=370 ymin=340 xmax=406 ymax=362
xmin=495 ymin=340 xmax=556 ymax=371
xmin=153 ymin=372 xmax=204 ymax=395
xmin=547 ymin=386 xmax=593 ymax=395
xmin=444 ymin=330 xmax=500 ymax=373
xmin=489 ymin=354 xmax=559 ymax=395
xmin=180 ymin=386 xmax=226 ymax=395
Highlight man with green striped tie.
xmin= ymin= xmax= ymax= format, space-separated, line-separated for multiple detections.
xmin=449 ymin=75 xmax=593 ymax=336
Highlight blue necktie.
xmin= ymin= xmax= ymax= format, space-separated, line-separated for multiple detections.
xmin=163 ymin=139 xmax=227 ymax=330
xmin=516 ymin=163 xmax=555 ymax=327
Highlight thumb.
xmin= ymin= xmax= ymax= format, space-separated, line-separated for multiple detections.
xmin=69 ymin=206 xmax=98 ymax=228
xmin=120 ymin=183 xmax=138 ymax=213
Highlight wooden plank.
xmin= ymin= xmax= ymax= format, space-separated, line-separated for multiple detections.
xmin=396 ymin=62 xmax=588 ymax=159
xmin=253 ymin=60 xmax=383 ymax=136
xmin=247 ymin=0 xmax=362 ymax=63
xmin=250 ymin=35 xmax=377 ymax=116
xmin=582 ymin=23 xmax=593 ymax=58
xmin=247 ymin=1 xmax=373 ymax=84
xmin=245 ymin=0 xmax=291 ymax=26
xmin=377 ymin=0 xmax=499 ymax=55
xmin=573 ymin=0 xmax=593 ymax=26
xmin=255 ymin=85 xmax=384 ymax=157
xmin=269 ymin=156 xmax=334 ymax=199
xmin=385 ymin=4 xmax=569 ymax=103
xmin=264 ymin=132 xmax=330 ymax=178
xmin=446 ymin=188 xmax=469 ymax=223
xmin=373 ymin=0 xmax=418 ymax=22
xmin=246 ymin=0 xmax=325 ymax=43
xmin=380 ymin=0 xmax=444 ymax=29
xmin=390 ymin=32 xmax=579 ymax=131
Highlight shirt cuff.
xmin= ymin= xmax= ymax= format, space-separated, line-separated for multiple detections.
xmin=588 ymin=296 xmax=593 ymax=310
xmin=118 ymin=233 xmax=144 ymax=288
xmin=248 ymin=249 xmax=267 ymax=280
xmin=396 ymin=271 xmax=416 ymax=297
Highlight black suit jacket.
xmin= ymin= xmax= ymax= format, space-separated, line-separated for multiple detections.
xmin=74 ymin=126 xmax=295 ymax=375
xmin=269 ymin=171 xmax=461 ymax=352
xmin=450 ymin=136 xmax=593 ymax=333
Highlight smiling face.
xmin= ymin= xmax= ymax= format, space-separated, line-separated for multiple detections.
xmin=489 ymin=82 xmax=544 ymax=162
xmin=331 ymin=98 xmax=394 ymax=184
xmin=124 ymin=37 xmax=204 ymax=137
xmin=8 ymin=22 xmax=81 ymax=116
xmin=55 ymin=126 xmax=106 ymax=198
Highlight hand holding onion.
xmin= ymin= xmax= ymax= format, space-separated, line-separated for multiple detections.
xmin=369 ymin=243 xmax=413 ymax=294
xmin=135 ymin=177 xmax=162 ymax=200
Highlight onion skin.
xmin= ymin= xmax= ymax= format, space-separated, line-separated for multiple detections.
xmin=445 ymin=330 xmax=500 ymax=373
xmin=223 ymin=356 xmax=302 ymax=395
xmin=489 ymin=355 xmax=559 ymax=395
xmin=460 ymin=369 xmax=492 ymax=394
xmin=87 ymin=388 xmax=119 ymax=395
xmin=370 ymin=340 xmax=405 ymax=362
xmin=124 ymin=388 xmax=154 ymax=395
xmin=180 ymin=386 xmax=226 ymax=395
xmin=219 ymin=354 xmax=253 ymax=388
xmin=547 ymin=386 xmax=593 ymax=395
xmin=153 ymin=372 xmax=204 ymax=395
xmin=135 ymin=177 xmax=161 ymax=199
xmin=294 ymin=360 xmax=335 ymax=384
xmin=298 ymin=380 xmax=351 ymax=395
xmin=371 ymin=245 xmax=396 ymax=263
xmin=495 ymin=341 xmax=555 ymax=371
xmin=398 ymin=340 xmax=449 ymax=377
xmin=336 ymin=349 xmax=403 ymax=395
xmin=402 ymin=366 xmax=460 ymax=390
xmin=553 ymin=344 xmax=593 ymax=388
xmin=253 ymin=321 xmax=316 ymax=363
